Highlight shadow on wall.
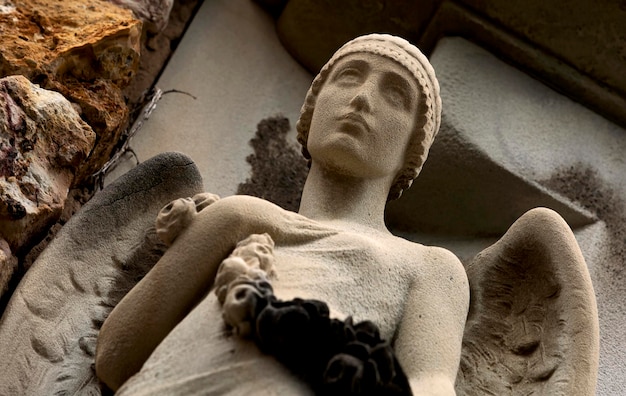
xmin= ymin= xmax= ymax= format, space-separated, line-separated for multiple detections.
xmin=385 ymin=120 xmax=596 ymax=238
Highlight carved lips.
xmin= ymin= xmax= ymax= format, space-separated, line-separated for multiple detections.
xmin=337 ymin=112 xmax=370 ymax=134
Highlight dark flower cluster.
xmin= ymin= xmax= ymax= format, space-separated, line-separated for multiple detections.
xmin=225 ymin=279 xmax=413 ymax=395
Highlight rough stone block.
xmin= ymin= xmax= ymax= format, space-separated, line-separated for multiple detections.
xmin=0 ymin=75 xmax=95 ymax=253
xmin=109 ymin=0 xmax=174 ymax=32
xmin=0 ymin=0 xmax=141 ymax=86
xmin=0 ymin=0 xmax=142 ymax=184
xmin=0 ymin=238 xmax=17 ymax=300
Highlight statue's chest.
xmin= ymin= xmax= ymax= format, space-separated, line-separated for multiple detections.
xmin=271 ymin=233 xmax=413 ymax=339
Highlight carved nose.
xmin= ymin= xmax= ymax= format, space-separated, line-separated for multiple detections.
xmin=349 ymin=88 xmax=371 ymax=112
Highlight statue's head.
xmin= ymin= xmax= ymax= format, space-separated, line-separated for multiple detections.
xmin=296 ymin=34 xmax=441 ymax=200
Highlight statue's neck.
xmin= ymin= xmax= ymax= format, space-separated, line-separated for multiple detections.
xmin=298 ymin=162 xmax=392 ymax=233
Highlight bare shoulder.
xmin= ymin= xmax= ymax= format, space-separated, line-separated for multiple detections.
xmin=420 ymin=245 xmax=469 ymax=311
xmin=425 ymin=245 xmax=467 ymax=283
xmin=394 ymin=239 xmax=469 ymax=294
xmin=422 ymin=245 xmax=465 ymax=273
xmin=392 ymin=237 xmax=463 ymax=269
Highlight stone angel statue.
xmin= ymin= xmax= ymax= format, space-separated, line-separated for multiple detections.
xmin=0 ymin=34 xmax=598 ymax=395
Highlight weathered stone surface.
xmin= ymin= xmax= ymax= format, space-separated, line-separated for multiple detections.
xmin=0 ymin=75 xmax=95 ymax=253
xmin=0 ymin=152 xmax=203 ymax=395
xmin=0 ymin=0 xmax=141 ymax=86
xmin=121 ymin=0 xmax=202 ymax=105
xmin=104 ymin=0 xmax=313 ymax=195
xmin=0 ymin=0 xmax=142 ymax=184
xmin=237 ymin=117 xmax=308 ymax=212
xmin=109 ymin=0 xmax=174 ymax=32
xmin=456 ymin=0 xmax=626 ymax=100
xmin=47 ymin=78 xmax=130 ymax=182
xmin=0 ymin=238 xmax=17 ymax=299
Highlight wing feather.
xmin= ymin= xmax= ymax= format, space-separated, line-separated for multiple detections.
xmin=0 ymin=153 xmax=203 ymax=395
xmin=456 ymin=208 xmax=599 ymax=396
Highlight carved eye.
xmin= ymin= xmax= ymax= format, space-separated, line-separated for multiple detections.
xmin=381 ymin=72 xmax=414 ymax=111
xmin=334 ymin=67 xmax=363 ymax=85
xmin=385 ymin=85 xmax=410 ymax=109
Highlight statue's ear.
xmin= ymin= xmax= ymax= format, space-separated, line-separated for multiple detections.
xmin=455 ymin=208 xmax=599 ymax=395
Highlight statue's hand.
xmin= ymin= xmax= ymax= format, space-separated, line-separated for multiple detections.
xmin=155 ymin=192 xmax=220 ymax=245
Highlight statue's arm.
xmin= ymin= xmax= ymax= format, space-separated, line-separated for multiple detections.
xmin=394 ymin=247 xmax=469 ymax=395
xmin=95 ymin=196 xmax=265 ymax=391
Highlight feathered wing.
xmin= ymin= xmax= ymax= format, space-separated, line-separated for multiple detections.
xmin=455 ymin=207 xmax=599 ymax=396
xmin=0 ymin=153 xmax=203 ymax=395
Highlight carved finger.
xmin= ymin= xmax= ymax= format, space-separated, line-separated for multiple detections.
xmin=192 ymin=192 xmax=220 ymax=212
xmin=155 ymin=197 xmax=196 ymax=246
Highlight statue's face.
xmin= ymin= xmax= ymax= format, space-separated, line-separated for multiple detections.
xmin=307 ymin=52 xmax=419 ymax=180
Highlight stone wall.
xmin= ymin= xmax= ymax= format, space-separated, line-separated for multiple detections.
xmin=0 ymin=0 xmax=200 ymax=307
